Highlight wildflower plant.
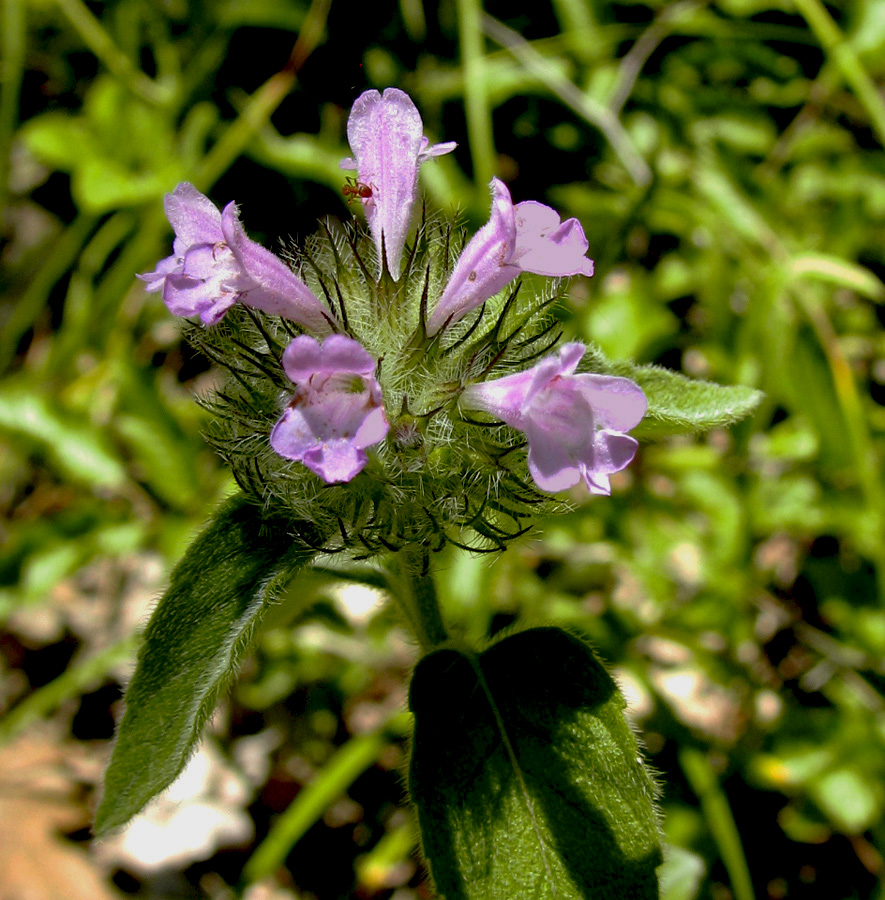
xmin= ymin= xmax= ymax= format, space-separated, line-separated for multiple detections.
xmin=95 ymin=88 xmax=762 ymax=897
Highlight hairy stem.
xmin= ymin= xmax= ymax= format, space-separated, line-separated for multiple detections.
xmin=388 ymin=548 xmax=449 ymax=651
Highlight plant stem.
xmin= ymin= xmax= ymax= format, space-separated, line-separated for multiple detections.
xmin=194 ymin=0 xmax=332 ymax=191
xmin=0 ymin=0 xmax=25 ymax=231
xmin=792 ymin=0 xmax=885 ymax=148
xmin=549 ymin=0 xmax=601 ymax=64
xmin=52 ymin=0 xmax=167 ymax=105
xmin=680 ymin=747 xmax=756 ymax=900
xmin=456 ymin=0 xmax=496 ymax=196
xmin=242 ymin=711 xmax=410 ymax=884
xmin=388 ymin=548 xmax=449 ymax=651
xmin=482 ymin=14 xmax=652 ymax=187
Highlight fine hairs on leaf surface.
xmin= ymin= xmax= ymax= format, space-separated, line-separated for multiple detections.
xmin=94 ymin=494 xmax=322 ymax=835
xmin=580 ymin=343 xmax=764 ymax=439
xmin=409 ymin=627 xmax=662 ymax=899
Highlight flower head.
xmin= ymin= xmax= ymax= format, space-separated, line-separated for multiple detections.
xmin=428 ymin=179 xmax=594 ymax=335
xmin=270 ymin=335 xmax=389 ymax=484
xmin=461 ymin=343 xmax=645 ymax=495
xmin=340 ymin=88 xmax=456 ymax=279
xmin=139 ymin=183 xmax=332 ymax=331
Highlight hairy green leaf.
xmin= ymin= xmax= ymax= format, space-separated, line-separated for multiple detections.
xmin=94 ymin=494 xmax=320 ymax=835
xmin=409 ymin=627 xmax=662 ymax=899
xmin=582 ymin=346 xmax=763 ymax=439
xmin=630 ymin=365 xmax=763 ymax=439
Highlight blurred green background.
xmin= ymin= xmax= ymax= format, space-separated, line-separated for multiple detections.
xmin=2 ymin=0 xmax=885 ymax=898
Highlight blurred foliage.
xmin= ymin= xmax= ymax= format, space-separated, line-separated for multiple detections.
xmin=1 ymin=0 xmax=885 ymax=898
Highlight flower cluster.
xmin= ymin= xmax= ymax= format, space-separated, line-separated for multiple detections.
xmin=141 ymin=88 xmax=645 ymax=552
xmin=139 ymin=183 xmax=332 ymax=333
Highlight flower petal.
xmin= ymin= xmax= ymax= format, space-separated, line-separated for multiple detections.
xmin=302 ymin=442 xmax=368 ymax=483
xmin=137 ymin=254 xmax=181 ymax=292
xmin=527 ymin=449 xmax=582 ymax=493
xmin=272 ymin=335 xmax=388 ymax=484
xmin=281 ymin=334 xmax=377 ymax=382
xmin=524 ymin=411 xmax=592 ymax=493
xmin=280 ymin=335 xmax=326 ymax=382
xmin=353 ymin=405 xmax=390 ymax=449
xmin=269 ymin=405 xmax=318 ymax=459
xmin=512 ymin=201 xmax=594 ymax=277
xmin=459 ymin=368 xmax=535 ymax=428
xmin=343 ymin=89 xmax=455 ymax=279
xmin=417 ymin=137 xmax=458 ymax=162
xmin=345 ymin=88 xmax=424 ymax=277
xmin=580 ymin=468 xmax=612 ymax=496
xmin=311 ymin=333 xmax=378 ymax=377
xmin=164 ymin=183 xmax=223 ymax=255
xmin=428 ymin=178 xmax=520 ymax=335
xmin=460 ymin=342 xmax=645 ymax=496
xmin=220 ymin=203 xmax=332 ymax=332
xmin=162 ymin=272 xmax=237 ymax=325
xmin=574 ymin=374 xmax=647 ymax=432
xmin=595 ymin=430 xmax=639 ymax=473
xmin=523 ymin=342 xmax=585 ymax=405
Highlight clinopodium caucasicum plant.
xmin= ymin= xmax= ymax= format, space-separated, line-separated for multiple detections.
xmin=96 ymin=88 xmax=762 ymax=899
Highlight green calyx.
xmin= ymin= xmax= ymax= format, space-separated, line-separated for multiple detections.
xmin=187 ymin=213 xmax=569 ymax=556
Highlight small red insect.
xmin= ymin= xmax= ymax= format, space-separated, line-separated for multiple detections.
xmin=342 ymin=176 xmax=373 ymax=204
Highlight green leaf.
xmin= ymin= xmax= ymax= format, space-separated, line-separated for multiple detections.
xmin=0 ymin=385 xmax=126 ymax=489
xmin=785 ymin=325 xmax=853 ymax=471
xmin=632 ymin=366 xmax=763 ymax=439
xmin=788 ymin=253 xmax=885 ymax=301
xmin=94 ymin=494 xmax=320 ymax=835
xmin=581 ymin=346 xmax=763 ymax=439
xmin=409 ymin=627 xmax=662 ymax=899
xmin=20 ymin=112 xmax=96 ymax=168
xmin=659 ymin=845 xmax=706 ymax=900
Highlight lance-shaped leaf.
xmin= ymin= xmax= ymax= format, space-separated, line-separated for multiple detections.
xmin=580 ymin=344 xmax=763 ymax=440
xmin=94 ymin=494 xmax=321 ymax=835
xmin=628 ymin=365 xmax=763 ymax=439
xmin=409 ymin=627 xmax=662 ymax=900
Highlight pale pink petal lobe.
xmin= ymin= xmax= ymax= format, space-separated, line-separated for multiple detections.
xmin=343 ymin=89 xmax=455 ymax=279
xmin=461 ymin=343 xmax=645 ymax=496
xmin=142 ymin=184 xmax=333 ymax=330
xmin=271 ymin=335 xmax=389 ymax=484
xmin=428 ymin=178 xmax=520 ymax=335
xmin=513 ymin=201 xmax=594 ymax=277
xmin=430 ymin=183 xmax=594 ymax=335
xmin=164 ymin=183 xmax=223 ymax=251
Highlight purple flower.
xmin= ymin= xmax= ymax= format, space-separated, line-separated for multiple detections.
xmin=340 ymin=88 xmax=456 ymax=279
xmin=270 ymin=335 xmax=389 ymax=484
xmin=427 ymin=179 xmax=594 ymax=335
xmin=139 ymin=183 xmax=332 ymax=331
xmin=461 ymin=343 xmax=645 ymax=495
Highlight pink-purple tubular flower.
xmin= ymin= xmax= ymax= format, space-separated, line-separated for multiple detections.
xmin=139 ymin=183 xmax=331 ymax=331
xmin=270 ymin=335 xmax=389 ymax=484
xmin=427 ymin=179 xmax=594 ymax=335
xmin=340 ymin=88 xmax=456 ymax=279
xmin=461 ymin=343 xmax=646 ymax=495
